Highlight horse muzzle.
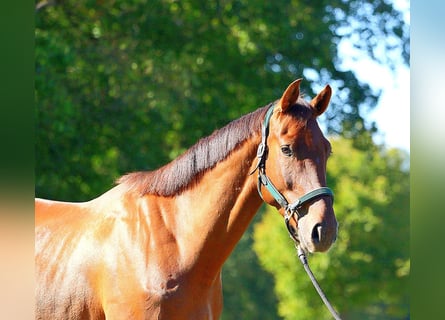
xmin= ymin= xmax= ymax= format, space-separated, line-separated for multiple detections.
xmin=286 ymin=194 xmax=337 ymax=253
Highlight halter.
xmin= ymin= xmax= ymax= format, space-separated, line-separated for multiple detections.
xmin=251 ymin=103 xmax=334 ymax=243
xmin=252 ymin=103 xmax=342 ymax=320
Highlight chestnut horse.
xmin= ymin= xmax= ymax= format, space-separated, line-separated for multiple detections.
xmin=35 ymin=79 xmax=338 ymax=319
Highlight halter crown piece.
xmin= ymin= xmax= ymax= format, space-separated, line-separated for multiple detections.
xmin=251 ymin=103 xmax=334 ymax=243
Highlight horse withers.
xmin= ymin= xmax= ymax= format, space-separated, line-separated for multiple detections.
xmin=35 ymin=79 xmax=337 ymax=319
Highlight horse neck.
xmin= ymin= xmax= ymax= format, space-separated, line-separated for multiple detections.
xmin=146 ymin=134 xmax=263 ymax=280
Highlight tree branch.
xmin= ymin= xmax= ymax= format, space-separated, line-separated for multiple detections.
xmin=35 ymin=0 xmax=56 ymax=12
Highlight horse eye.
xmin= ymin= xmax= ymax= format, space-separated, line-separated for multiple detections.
xmin=280 ymin=145 xmax=293 ymax=157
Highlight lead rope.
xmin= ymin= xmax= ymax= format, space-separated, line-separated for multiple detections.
xmin=284 ymin=216 xmax=342 ymax=320
xmin=296 ymin=245 xmax=342 ymax=320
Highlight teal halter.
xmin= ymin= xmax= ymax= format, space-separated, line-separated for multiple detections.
xmin=251 ymin=104 xmax=334 ymax=242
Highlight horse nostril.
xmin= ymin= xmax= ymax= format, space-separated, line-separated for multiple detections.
xmin=311 ymin=223 xmax=323 ymax=244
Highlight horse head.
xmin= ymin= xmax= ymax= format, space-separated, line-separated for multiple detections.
xmin=256 ymin=79 xmax=337 ymax=253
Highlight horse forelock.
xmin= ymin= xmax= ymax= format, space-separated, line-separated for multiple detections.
xmin=117 ymin=105 xmax=271 ymax=196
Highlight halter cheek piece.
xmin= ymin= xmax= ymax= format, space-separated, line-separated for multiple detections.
xmin=251 ymin=104 xmax=334 ymax=243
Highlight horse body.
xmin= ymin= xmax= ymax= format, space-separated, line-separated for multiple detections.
xmin=35 ymin=79 xmax=338 ymax=319
xmin=36 ymin=133 xmax=262 ymax=320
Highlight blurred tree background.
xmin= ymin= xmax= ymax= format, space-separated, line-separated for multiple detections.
xmin=35 ymin=0 xmax=409 ymax=318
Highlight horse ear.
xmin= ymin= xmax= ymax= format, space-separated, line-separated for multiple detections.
xmin=310 ymin=85 xmax=332 ymax=116
xmin=278 ymin=78 xmax=302 ymax=113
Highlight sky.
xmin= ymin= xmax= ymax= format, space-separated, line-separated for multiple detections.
xmin=338 ymin=0 xmax=410 ymax=153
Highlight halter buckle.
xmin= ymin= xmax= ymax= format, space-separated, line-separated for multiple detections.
xmin=256 ymin=142 xmax=268 ymax=159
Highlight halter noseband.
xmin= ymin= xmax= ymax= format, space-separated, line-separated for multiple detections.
xmin=251 ymin=104 xmax=334 ymax=243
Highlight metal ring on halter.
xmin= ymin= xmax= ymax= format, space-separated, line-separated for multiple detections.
xmin=284 ymin=210 xmax=300 ymax=243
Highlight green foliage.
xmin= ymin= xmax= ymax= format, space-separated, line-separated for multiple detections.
xmin=221 ymin=210 xmax=280 ymax=319
xmin=35 ymin=0 xmax=408 ymax=201
xmin=253 ymin=138 xmax=409 ymax=319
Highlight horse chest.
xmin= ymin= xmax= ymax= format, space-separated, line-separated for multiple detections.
xmin=142 ymin=274 xmax=223 ymax=320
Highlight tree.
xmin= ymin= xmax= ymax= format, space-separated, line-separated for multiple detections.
xmin=221 ymin=212 xmax=280 ymax=319
xmin=35 ymin=0 xmax=408 ymax=201
xmin=253 ymin=138 xmax=409 ymax=319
